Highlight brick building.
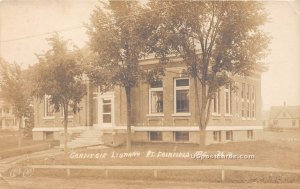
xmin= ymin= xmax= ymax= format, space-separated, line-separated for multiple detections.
xmin=32 ymin=58 xmax=264 ymax=145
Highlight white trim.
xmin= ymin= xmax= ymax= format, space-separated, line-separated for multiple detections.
xmin=32 ymin=126 xmax=88 ymax=132
xmin=132 ymin=125 xmax=263 ymax=131
xmin=172 ymin=113 xmax=191 ymax=117
xmin=174 ymin=78 xmax=190 ymax=114
xmin=211 ymin=113 xmax=221 ymax=117
xmin=33 ymin=125 xmax=264 ymax=132
xmin=43 ymin=116 xmax=55 ymax=120
xmin=147 ymin=113 xmax=164 ymax=117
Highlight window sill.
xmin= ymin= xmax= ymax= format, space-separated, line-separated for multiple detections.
xmin=172 ymin=113 xmax=191 ymax=117
xmin=60 ymin=116 xmax=74 ymax=119
xmin=146 ymin=114 xmax=164 ymax=117
xmin=224 ymin=114 xmax=233 ymax=117
xmin=211 ymin=113 xmax=221 ymax=117
xmin=43 ymin=117 xmax=55 ymax=120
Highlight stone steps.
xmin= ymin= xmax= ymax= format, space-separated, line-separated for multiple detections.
xmin=59 ymin=128 xmax=104 ymax=149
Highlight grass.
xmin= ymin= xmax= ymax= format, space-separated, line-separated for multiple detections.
xmin=0 ymin=135 xmax=43 ymax=152
xmin=0 ymin=131 xmax=51 ymax=158
xmin=32 ymin=140 xmax=300 ymax=169
xmin=26 ymin=140 xmax=300 ymax=183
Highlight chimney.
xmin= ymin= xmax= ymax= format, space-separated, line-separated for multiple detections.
xmin=284 ymin=101 xmax=286 ymax=107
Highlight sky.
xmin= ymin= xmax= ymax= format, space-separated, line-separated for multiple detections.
xmin=0 ymin=0 xmax=299 ymax=110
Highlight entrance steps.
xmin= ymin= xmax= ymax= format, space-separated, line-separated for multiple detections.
xmin=59 ymin=127 xmax=104 ymax=149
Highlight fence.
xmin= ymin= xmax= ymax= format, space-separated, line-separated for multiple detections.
xmin=29 ymin=165 xmax=300 ymax=181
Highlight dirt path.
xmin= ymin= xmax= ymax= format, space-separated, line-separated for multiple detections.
xmin=3 ymin=177 xmax=300 ymax=189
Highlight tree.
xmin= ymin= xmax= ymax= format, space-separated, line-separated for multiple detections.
xmin=87 ymin=1 xmax=165 ymax=149
xmin=0 ymin=58 xmax=32 ymax=147
xmin=31 ymin=34 xmax=86 ymax=152
xmin=148 ymin=1 xmax=269 ymax=145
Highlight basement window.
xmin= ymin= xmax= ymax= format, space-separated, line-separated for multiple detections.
xmin=174 ymin=131 xmax=189 ymax=142
xmin=226 ymin=131 xmax=233 ymax=141
xmin=149 ymin=131 xmax=163 ymax=141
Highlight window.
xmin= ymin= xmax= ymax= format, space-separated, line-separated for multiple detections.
xmin=292 ymin=120 xmax=296 ymax=126
xmin=251 ymin=85 xmax=256 ymax=118
xmin=241 ymin=102 xmax=245 ymax=118
xmin=273 ymin=120 xmax=278 ymax=125
xmin=247 ymin=84 xmax=250 ymax=100
xmin=212 ymin=90 xmax=220 ymax=114
xmin=174 ymin=131 xmax=189 ymax=142
xmin=247 ymin=102 xmax=250 ymax=118
xmin=149 ymin=81 xmax=163 ymax=114
xmin=213 ymin=131 xmax=221 ymax=142
xmin=44 ymin=95 xmax=54 ymax=117
xmin=3 ymin=107 xmax=9 ymax=114
xmin=102 ymin=99 xmax=112 ymax=123
xmin=247 ymin=130 xmax=253 ymax=139
xmin=241 ymin=83 xmax=245 ymax=118
xmin=241 ymin=83 xmax=245 ymax=98
xmin=224 ymin=85 xmax=232 ymax=114
xmin=174 ymin=78 xmax=189 ymax=113
xmin=60 ymin=104 xmax=74 ymax=118
xmin=45 ymin=132 xmax=54 ymax=140
xmin=149 ymin=131 xmax=163 ymax=141
xmin=226 ymin=131 xmax=233 ymax=141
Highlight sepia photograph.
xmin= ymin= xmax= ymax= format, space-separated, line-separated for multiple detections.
xmin=0 ymin=0 xmax=299 ymax=188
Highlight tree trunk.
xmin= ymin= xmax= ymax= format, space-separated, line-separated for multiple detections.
xmin=194 ymin=78 xmax=201 ymax=126
xmin=199 ymin=83 xmax=208 ymax=147
xmin=125 ymin=86 xmax=132 ymax=150
xmin=18 ymin=117 xmax=22 ymax=148
xmin=63 ymin=103 xmax=69 ymax=153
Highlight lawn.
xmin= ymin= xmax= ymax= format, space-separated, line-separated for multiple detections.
xmin=0 ymin=131 xmax=51 ymax=159
xmin=0 ymin=134 xmax=42 ymax=152
xmin=32 ymin=140 xmax=300 ymax=169
xmin=23 ymin=139 xmax=300 ymax=183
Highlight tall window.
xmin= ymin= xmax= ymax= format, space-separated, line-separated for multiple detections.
xmin=174 ymin=78 xmax=189 ymax=113
xmin=247 ymin=84 xmax=250 ymax=118
xmin=241 ymin=102 xmax=245 ymax=118
xmin=251 ymin=85 xmax=256 ymax=118
xmin=44 ymin=95 xmax=54 ymax=117
xmin=60 ymin=103 xmax=74 ymax=118
xmin=212 ymin=90 xmax=220 ymax=114
xmin=241 ymin=83 xmax=245 ymax=118
xmin=149 ymin=81 xmax=163 ymax=114
xmin=224 ymin=85 xmax=232 ymax=114
xmin=241 ymin=83 xmax=245 ymax=99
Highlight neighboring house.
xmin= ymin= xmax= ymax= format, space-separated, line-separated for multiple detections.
xmin=269 ymin=103 xmax=300 ymax=129
xmin=32 ymin=58 xmax=264 ymax=145
xmin=0 ymin=99 xmax=18 ymax=130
